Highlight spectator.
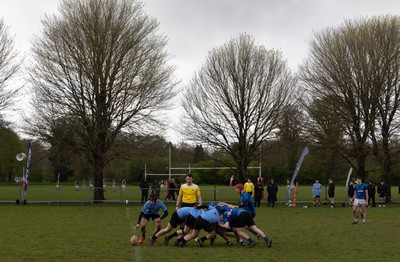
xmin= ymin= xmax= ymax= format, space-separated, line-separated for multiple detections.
xmin=328 ymin=178 xmax=335 ymax=208
xmin=254 ymin=179 xmax=264 ymax=207
xmin=75 ymin=178 xmax=79 ymax=191
xmin=312 ymin=179 xmax=323 ymax=207
xmin=267 ymin=179 xmax=278 ymax=207
xmin=139 ymin=178 xmax=150 ymax=203
xmin=152 ymin=180 xmax=161 ymax=199
xmin=377 ymin=181 xmax=388 ymax=207
xmin=348 ymin=180 xmax=355 ymax=207
xmin=165 ymin=178 xmax=177 ymax=201
xmin=367 ymin=181 xmax=376 ymax=207
xmin=121 ymin=177 xmax=126 ymax=192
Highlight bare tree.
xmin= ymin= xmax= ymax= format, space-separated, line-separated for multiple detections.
xmin=28 ymin=0 xmax=177 ymax=200
xmin=300 ymin=16 xmax=400 ymax=201
xmin=181 ymin=34 xmax=296 ymax=182
xmin=367 ymin=16 xmax=400 ymax=202
xmin=0 ymin=18 xmax=21 ymax=114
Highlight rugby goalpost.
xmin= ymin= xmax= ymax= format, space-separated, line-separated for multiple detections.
xmin=144 ymin=145 xmax=262 ymax=201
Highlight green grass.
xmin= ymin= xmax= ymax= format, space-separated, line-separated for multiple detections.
xmin=0 ymin=202 xmax=400 ymax=261
xmin=1 ymin=183 xmax=400 ymax=204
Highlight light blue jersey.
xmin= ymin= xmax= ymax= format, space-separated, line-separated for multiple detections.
xmin=189 ymin=207 xmax=204 ymax=218
xmin=313 ymin=183 xmax=323 ymax=196
xmin=200 ymin=207 xmax=220 ymax=223
xmin=142 ymin=199 xmax=167 ymax=214
xmin=177 ymin=207 xmax=194 ymax=220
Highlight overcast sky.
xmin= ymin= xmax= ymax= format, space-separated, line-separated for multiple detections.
xmin=2 ymin=0 xmax=400 ymax=143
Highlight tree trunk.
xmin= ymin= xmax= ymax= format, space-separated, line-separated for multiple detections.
xmin=93 ymin=165 xmax=105 ymax=201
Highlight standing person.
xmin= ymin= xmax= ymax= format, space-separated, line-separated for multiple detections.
xmin=254 ymin=179 xmax=264 ymax=207
xmin=267 ymin=179 xmax=278 ymax=207
xmin=139 ymin=178 xmax=150 ymax=203
xmin=348 ymin=180 xmax=355 ymax=207
xmin=103 ymin=179 xmax=107 ymax=192
xmin=377 ymin=181 xmax=388 ymax=207
xmin=165 ymin=178 xmax=177 ymax=201
xmin=74 ymin=178 xmax=79 ymax=191
xmin=351 ymin=176 xmax=368 ymax=224
xmin=328 ymin=178 xmax=335 ymax=208
xmin=134 ymin=194 xmax=169 ymax=244
xmin=235 ymin=183 xmax=256 ymax=217
xmin=244 ymin=178 xmax=254 ymax=196
xmin=112 ymin=179 xmax=117 ymax=191
xmin=89 ymin=178 xmax=93 ymax=191
xmin=152 ymin=180 xmax=161 ymax=199
xmin=312 ymin=179 xmax=323 ymax=207
xmin=121 ymin=177 xmax=126 ymax=192
xmin=367 ymin=181 xmax=376 ymax=207
xmin=176 ymin=173 xmax=202 ymax=209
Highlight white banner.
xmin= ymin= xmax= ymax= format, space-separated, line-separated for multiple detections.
xmin=345 ymin=167 xmax=353 ymax=188
xmin=287 ymin=147 xmax=309 ymax=203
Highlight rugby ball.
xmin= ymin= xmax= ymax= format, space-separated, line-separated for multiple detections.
xmin=130 ymin=235 xmax=138 ymax=246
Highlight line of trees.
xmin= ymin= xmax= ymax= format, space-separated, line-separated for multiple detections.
xmin=1 ymin=1 xmax=400 ymax=201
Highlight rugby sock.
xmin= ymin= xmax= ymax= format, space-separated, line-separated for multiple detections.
xmin=248 ymin=228 xmax=258 ymax=237
xmin=168 ymin=232 xmax=178 ymax=239
xmin=200 ymin=236 xmax=207 ymax=242
xmin=248 ymin=237 xmax=255 ymax=244
xmin=263 ymin=236 xmax=269 ymax=243
xmin=151 ymin=235 xmax=157 ymax=241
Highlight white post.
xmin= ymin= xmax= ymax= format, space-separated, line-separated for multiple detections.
xmin=259 ymin=144 xmax=262 ymax=178
xmin=169 ymin=144 xmax=171 ymax=179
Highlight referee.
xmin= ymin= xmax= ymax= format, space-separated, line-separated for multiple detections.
xmin=176 ymin=173 xmax=202 ymax=209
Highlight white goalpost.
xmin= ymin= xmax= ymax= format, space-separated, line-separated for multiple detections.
xmin=144 ymin=145 xmax=262 ymax=201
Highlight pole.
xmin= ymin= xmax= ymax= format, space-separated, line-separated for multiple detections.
xmin=168 ymin=144 xmax=171 ymax=179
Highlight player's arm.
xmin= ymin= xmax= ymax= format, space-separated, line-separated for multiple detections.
xmin=218 ymin=221 xmax=231 ymax=230
xmin=135 ymin=211 xmax=144 ymax=229
xmin=176 ymin=194 xmax=182 ymax=210
xmin=197 ymin=194 xmax=202 ymax=206
xmin=160 ymin=209 xmax=169 ymax=220
xmin=239 ymin=200 xmax=249 ymax=208
xmin=217 ymin=202 xmax=238 ymax=209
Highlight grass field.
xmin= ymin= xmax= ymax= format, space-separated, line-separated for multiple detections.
xmin=1 ymin=183 xmax=400 ymax=204
xmin=1 ymin=184 xmax=400 ymax=261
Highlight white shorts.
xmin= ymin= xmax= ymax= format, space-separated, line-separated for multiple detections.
xmin=353 ymin=199 xmax=367 ymax=207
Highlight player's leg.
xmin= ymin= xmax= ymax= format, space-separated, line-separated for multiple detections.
xmin=138 ymin=218 xmax=149 ymax=243
xmin=352 ymin=202 xmax=359 ymax=224
xmin=155 ymin=223 xmax=174 ymax=238
xmin=360 ymin=203 xmax=367 ymax=224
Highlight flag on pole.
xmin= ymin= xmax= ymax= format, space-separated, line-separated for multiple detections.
xmin=345 ymin=167 xmax=353 ymax=188
xmin=229 ymin=175 xmax=234 ymax=187
xmin=23 ymin=140 xmax=32 ymax=193
xmin=287 ymin=146 xmax=309 ymax=203
xmin=56 ymin=172 xmax=61 ymax=190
